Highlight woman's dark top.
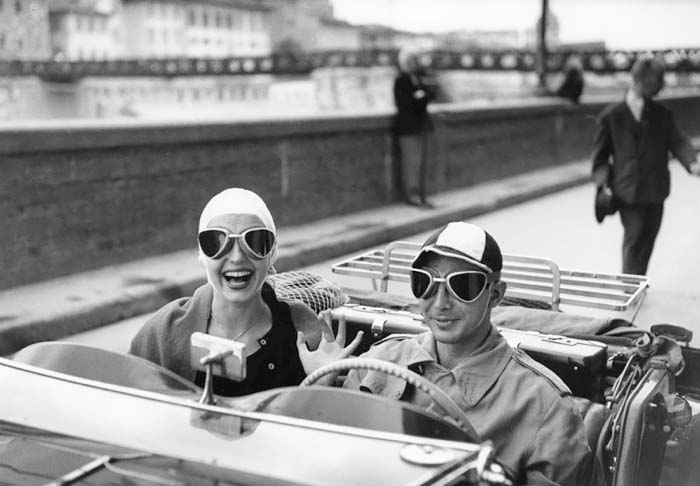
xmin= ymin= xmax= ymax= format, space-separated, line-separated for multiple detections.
xmin=194 ymin=285 xmax=306 ymax=397
xmin=130 ymin=283 xmax=306 ymax=397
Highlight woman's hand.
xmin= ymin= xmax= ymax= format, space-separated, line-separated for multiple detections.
xmin=296 ymin=310 xmax=364 ymax=385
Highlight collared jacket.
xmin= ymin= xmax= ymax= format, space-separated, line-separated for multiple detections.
xmin=591 ymin=98 xmax=696 ymax=204
xmin=344 ymin=327 xmax=596 ymax=486
xmin=393 ymin=71 xmax=435 ymax=136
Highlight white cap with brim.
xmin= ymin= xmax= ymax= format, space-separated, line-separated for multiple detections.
xmin=412 ymin=222 xmax=502 ymax=273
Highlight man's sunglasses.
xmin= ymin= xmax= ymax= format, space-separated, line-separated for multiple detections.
xmin=198 ymin=227 xmax=275 ymax=260
xmin=409 ymin=268 xmax=495 ymax=303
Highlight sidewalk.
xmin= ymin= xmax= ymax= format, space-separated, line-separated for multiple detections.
xmin=0 ymin=158 xmax=592 ymax=355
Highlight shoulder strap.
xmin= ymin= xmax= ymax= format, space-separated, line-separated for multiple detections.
xmin=511 ymin=350 xmax=571 ymax=395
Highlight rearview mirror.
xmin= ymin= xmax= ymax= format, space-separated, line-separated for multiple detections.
xmin=190 ymin=332 xmax=246 ymax=405
xmin=190 ymin=332 xmax=246 ymax=381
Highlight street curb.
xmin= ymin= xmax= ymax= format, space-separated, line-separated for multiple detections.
xmin=275 ymin=167 xmax=591 ymax=271
xmin=1 ymin=162 xmax=590 ymax=355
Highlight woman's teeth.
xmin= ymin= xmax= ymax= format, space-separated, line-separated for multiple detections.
xmin=223 ymin=270 xmax=253 ymax=283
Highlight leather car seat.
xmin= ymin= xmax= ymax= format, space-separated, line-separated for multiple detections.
xmin=572 ymin=396 xmax=611 ymax=485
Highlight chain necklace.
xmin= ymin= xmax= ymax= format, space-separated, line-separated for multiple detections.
xmin=208 ymin=313 xmax=257 ymax=342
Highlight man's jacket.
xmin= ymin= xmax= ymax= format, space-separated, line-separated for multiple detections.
xmin=393 ymin=71 xmax=435 ymax=136
xmin=591 ymin=98 xmax=696 ymax=204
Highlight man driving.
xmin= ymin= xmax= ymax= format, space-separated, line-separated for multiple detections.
xmin=299 ymin=222 xmax=598 ymax=485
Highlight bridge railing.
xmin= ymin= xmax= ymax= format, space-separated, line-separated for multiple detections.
xmin=1 ymin=48 xmax=699 ymax=81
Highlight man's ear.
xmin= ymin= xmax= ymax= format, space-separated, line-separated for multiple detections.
xmin=488 ymin=280 xmax=507 ymax=308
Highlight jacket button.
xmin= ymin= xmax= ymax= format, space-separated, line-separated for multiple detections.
xmin=268 ymin=363 xmax=275 ymax=370
xmin=260 ymin=338 xmax=267 ymax=346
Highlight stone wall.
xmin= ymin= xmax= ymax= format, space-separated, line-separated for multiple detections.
xmin=1 ymin=94 xmax=699 ymax=289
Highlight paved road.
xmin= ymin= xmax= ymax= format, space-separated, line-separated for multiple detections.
xmin=65 ymin=163 xmax=700 ymax=352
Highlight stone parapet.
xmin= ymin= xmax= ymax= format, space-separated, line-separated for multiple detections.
xmin=1 ymin=94 xmax=699 ymax=289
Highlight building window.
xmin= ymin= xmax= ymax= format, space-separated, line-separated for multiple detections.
xmin=14 ymin=0 xmax=20 ymax=13
xmin=187 ymin=10 xmax=195 ymax=26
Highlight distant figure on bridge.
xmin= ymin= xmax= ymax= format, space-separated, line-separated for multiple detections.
xmin=130 ymin=188 xmax=324 ymax=396
xmin=591 ymin=55 xmax=700 ymax=275
xmin=555 ymin=55 xmax=585 ymax=104
xmin=393 ymin=46 xmax=436 ymax=208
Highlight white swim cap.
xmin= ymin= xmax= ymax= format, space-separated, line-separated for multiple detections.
xmin=198 ymin=188 xmax=276 ymax=233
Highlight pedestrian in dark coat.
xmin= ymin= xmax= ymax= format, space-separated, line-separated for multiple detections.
xmin=393 ymin=46 xmax=436 ymax=207
xmin=591 ymin=55 xmax=700 ymax=275
xmin=555 ymin=56 xmax=584 ymax=104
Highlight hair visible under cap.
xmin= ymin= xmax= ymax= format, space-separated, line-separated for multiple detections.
xmin=198 ymin=188 xmax=276 ymax=233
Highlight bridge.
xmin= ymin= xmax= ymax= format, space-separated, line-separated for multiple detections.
xmin=2 ymin=48 xmax=700 ymax=81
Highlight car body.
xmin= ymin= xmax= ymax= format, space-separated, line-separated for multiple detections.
xmin=1 ymin=242 xmax=698 ymax=486
xmin=0 ymin=340 xmax=509 ymax=485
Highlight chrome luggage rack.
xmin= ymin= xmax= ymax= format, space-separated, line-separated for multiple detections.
xmin=332 ymin=241 xmax=650 ymax=318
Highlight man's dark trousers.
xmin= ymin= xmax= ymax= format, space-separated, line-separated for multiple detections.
xmin=619 ymin=202 xmax=664 ymax=275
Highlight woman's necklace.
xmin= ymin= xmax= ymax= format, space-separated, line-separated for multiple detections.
xmin=209 ymin=313 xmax=257 ymax=342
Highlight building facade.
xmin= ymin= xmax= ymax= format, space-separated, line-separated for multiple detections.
xmin=183 ymin=0 xmax=271 ymax=58
xmin=120 ymin=0 xmax=187 ymax=58
xmin=0 ymin=0 xmax=51 ymax=60
xmin=48 ymin=0 xmax=273 ymax=60
xmin=50 ymin=5 xmax=122 ymax=60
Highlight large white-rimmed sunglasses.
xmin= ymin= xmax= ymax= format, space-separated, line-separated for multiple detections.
xmin=198 ymin=227 xmax=275 ymax=260
xmin=410 ymin=268 xmax=496 ymax=303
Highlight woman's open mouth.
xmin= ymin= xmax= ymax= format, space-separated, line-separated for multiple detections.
xmin=222 ymin=269 xmax=254 ymax=289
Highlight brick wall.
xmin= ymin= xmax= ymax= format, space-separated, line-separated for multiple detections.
xmin=1 ymin=94 xmax=699 ymax=289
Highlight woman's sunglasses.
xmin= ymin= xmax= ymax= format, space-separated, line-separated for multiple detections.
xmin=410 ymin=268 xmax=495 ymax=303
xmin=198 ymin=227 xmax=275 ymax=260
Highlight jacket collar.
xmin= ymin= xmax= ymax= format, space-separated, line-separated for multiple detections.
xmin=402 ymin=327 xmax=513 ymax=407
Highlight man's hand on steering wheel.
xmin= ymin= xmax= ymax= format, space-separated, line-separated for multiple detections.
xmin=296 ymin=310 xmax=364 ymax=386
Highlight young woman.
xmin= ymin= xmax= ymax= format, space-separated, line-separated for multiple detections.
xmin=130 ymin=188 xmax=322 ymax=396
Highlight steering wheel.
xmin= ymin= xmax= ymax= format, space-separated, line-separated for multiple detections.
xmin=301 ymin=357 xmax=479 ymax=440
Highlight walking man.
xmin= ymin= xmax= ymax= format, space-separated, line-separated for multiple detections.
xmin=591 ymin=55 xmax=700 ymax=275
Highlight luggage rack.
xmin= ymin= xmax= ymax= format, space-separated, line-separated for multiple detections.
xmin=332 ymin=241 xmax=650 ymax=317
